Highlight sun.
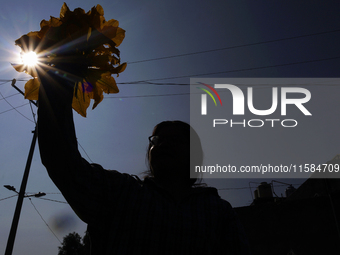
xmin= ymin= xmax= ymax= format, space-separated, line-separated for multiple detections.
xmin=21 ymin=51 xmax=38 ymax=66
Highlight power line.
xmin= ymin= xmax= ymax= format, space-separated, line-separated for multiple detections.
xmin=0 ymin=103 xmax=31 ymax=118
xmin=78 ymin=142 xmax=93 ymax=163
xmin=126 ymin=29 xmax=340 ymax=64
xmin=1 ymin=77 xmax=340 ymax=105
xmin=119 ymin=81 xmax=190 ymax=86
xmin=0 ymin=81 xmax=11 ymax=86
xmin=28 ymin=198 xmax=62 ymax=243
xmin=3 ymin=56 xmax=340 ymax=89
xmin=0 ymin=79 xmax=29 ymax=82
xmin=0 ymin=90 xmax=34 ymax=123
xmin=106 ymin=80 xmax=340 ymax=99
xmin=124 ymin=55 xmax=340 ymax=84
xmin=2 ymin=81 xmax=339 ymax=104
xmin=120 ymin=80 xmax=340 ymax=88
xmin=0 ymin=195 xmax=18 ymax=202
xmin=0 ymin=93 xmax=21 ymax=101
xmin=105 ymin=92 xmax=190 ymax=99
xmin=29 ymin=101 xmax=37 ymax=124
xmin=26 ymin=192 xmax=62 ymax=195
xmin=37 ymin=197 xmax=68 ymax=204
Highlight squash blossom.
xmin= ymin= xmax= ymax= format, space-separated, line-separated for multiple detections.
xmin=12 ymin=2 xmax=126 ymax=117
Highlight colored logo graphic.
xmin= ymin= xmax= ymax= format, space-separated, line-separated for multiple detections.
xmin=197 ymin=82 xmax=223 ymax=106
xmin=197 ymin=82 xmax=222 ymax=115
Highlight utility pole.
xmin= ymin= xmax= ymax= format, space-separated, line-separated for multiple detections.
xmin=4 ymin=79 xmax=38 ymax=255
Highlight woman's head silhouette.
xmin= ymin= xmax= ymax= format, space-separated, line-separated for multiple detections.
xmin=146 ymin=120 xmax=203 ymax=187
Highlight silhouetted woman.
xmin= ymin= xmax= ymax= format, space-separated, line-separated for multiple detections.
xmin=38 ymin=71 xmax=250 ymax=254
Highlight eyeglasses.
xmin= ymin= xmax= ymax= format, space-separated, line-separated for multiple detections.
xmin=148 ymin=136 xmax=160 ymax=146
xmin=148 ymin=135 xmax=189 ymax=146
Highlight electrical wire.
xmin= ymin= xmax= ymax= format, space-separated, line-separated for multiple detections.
xmin=105 ymin=92 xmax=190 ymax=99
xmin=0 ymin=87 xmax=92 ymax=165
xmin=0 ymin=103 xmax=29 ymax=116
xmin=37 ymin=197 xmax=68 ymax=204
xmin=78 ymin=142 xmax=93 ymax=163
xmin=28 ymin=197 xmax=62 ymax=243
xmin=123 ymin=55 xmax=340 ymax=84
xmin=0 ymin=81 xmax=11 ymax=86
xmin=26 ymin=192 xmax=62 ymax=195
xmin=0 ymin=90 xmax=34 ymax=123
xmin=29 ymin=101 xmax=37 ymax=124
xmin=2 ymin=51 xmax=340 ymax=89
xmin=1 ymin=78 xmax=340 ymax=107
xmin=0 ymin=79 xmax=29 ymax=82
xmin=0 ymin=93 xmax=21 ymax=100
xmin=126 ymin=29 xmax=340 ymax=64
xmin=0 ymin=195 xmax=18 ymax=201
xmin=118 ymin=81 xmax=190 ymax=85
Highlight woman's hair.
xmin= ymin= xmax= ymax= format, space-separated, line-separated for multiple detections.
xmin=144 ymin=120 xmax=203 ymax=187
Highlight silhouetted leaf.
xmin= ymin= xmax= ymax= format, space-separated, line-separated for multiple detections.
xmin=72 ymin=82 xmax=91 ymax=117
xmin=24 ymin=78 xmax=40 ymax=100
xmin=96 ymin=72 xmax=119 ymax=94
xmin=112 ymin=62 xmax=127 ymax=75
xmin=92 ymin=84 xmax=104 ymax=110
xmin=60 ymin=2 xmax=70 ymax=19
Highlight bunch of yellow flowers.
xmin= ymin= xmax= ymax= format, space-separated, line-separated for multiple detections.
xmin=13 ymin=3 xmax=126 ymax=117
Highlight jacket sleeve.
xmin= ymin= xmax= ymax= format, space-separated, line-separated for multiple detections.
xmin=37 ymin=71 xmax=137 ymax=225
